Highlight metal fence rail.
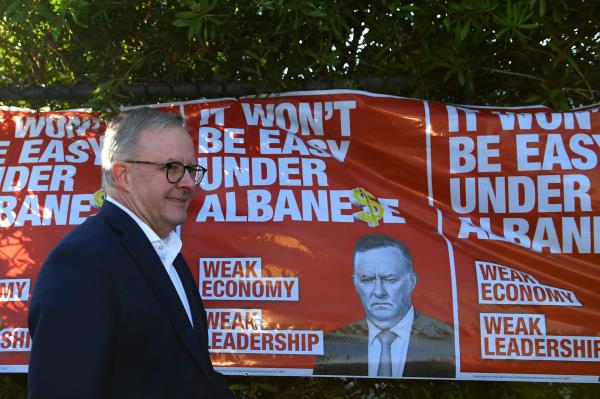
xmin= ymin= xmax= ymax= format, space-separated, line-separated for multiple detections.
xmin=0 ymin=78 xmax=414 ymax=102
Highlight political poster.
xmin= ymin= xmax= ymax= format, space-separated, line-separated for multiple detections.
xmin=0 ymin=91 xmax=598 ymax=383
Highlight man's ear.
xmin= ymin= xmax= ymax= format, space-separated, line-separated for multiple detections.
xmin=111 ymin=161 xmax=129 ymax=191
xmin=409 ymin=272 xmax=418 ymax=292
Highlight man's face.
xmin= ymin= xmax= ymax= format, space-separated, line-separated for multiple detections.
xmin=124 ymin=125 xmax=196 ymax=237
xmin=353 ymin=246 xmax=417 ymax=329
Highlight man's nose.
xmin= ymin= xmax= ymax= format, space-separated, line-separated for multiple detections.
xmin=177 ymin=168 xmax=196 ymax=189
xmin=372 ymin=278 xmax=387 ymax=297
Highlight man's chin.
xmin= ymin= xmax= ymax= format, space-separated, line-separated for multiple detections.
xmin=368 ymin=309 xmax=396 ymax=321
xmin=165 ymin=213 xmax=188 ymax=228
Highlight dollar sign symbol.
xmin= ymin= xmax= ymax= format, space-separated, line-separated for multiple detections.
xmin=351 ymin=188 xmax=384 ymax=227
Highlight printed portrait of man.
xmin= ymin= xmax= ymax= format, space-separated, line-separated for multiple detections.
xmin=314 ymin=234 xmax=455 ymax=378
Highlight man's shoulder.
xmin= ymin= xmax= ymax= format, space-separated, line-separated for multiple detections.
xmin=55 ymin=200 xmax=133 ymax=247
xmin=324 ymin=319 xmax=368 ymax=339
xmin=45 ymin=210 xmax=120 ymax=267
xmin=412 ymin=310 xmax=454 ymax=338
xmin=55 ymin=212 xmax=111 ymax=247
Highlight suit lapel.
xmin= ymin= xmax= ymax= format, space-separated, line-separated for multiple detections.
xmin=354 ymin=319 xmax=369 ymax=375
xmin=100 ymin=202 xmax=213 ymax=378
xmin=404 ymin=311 xmax=427 ymax=377
xmin=173 ymin=255 xmax=213 ymax=361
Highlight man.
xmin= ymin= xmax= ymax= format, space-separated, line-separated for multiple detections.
xmin=28 ymin=108 xmax=235 ymax=398
xmin=314 ymin=234 xmax=455 ymax=378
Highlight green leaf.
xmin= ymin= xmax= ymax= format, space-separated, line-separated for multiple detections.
xmin=443 ymin=69 xmax=453 ymax=82
xmin=172 ymin=18 xmax=192 ymax=27
xmin=539 ymin=0 xmax=546 ymax=16
xmin=175 ymin=11 xmax=199 ymax=19
xmin=566 ymin=53 xmax=583 ymax=76
xmin=442 ymin=16 xmax=450 ymax=31
xmin=37 ymin=4 xmax=54 ymax=19
xmin=306 ymin=9 xmax=327 ymax=18
xmin=5 ymin=1 xmax=19 ymax=16
xmin=518 ymin=23 xmax=538 ymax=29
xmin=460 ymin=20 xmax=470 ymax=41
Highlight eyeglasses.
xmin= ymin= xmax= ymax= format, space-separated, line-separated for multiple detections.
xmin=123 ymin=160 xmax=207 ymax=186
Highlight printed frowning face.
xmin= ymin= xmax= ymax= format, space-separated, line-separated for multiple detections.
xmin=353 ymin=246 xmax=417 ymax=330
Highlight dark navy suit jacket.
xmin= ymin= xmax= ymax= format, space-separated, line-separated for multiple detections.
xmin=28 ymin=201 xmax=235 ymax=399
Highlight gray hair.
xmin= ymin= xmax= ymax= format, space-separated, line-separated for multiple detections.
xmin=353 ymin=234 xmax=413 ymax=272
xmin=101 ymin=108 xmax=185 ymax=188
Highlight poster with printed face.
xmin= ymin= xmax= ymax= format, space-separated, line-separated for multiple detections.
xmin=0 ymin=91 xmax=598 ymax=383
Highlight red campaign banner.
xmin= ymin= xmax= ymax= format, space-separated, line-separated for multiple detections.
xmin=0 ymin=91 xmax=598 ymax=383
xmin=0 ymin=107 xmax=106 ymax=370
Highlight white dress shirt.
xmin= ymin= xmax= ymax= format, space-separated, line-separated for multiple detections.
xmin=367 ymin=306 xmax=414 ymax=377
xmin=106 ymin=196 xmax=194 ymax=328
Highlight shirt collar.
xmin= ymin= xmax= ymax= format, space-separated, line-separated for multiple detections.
xmin=367 ymin=306 xmax=414 ymax=345
xmin=105 ymin=195 xmax=182 ymax=266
